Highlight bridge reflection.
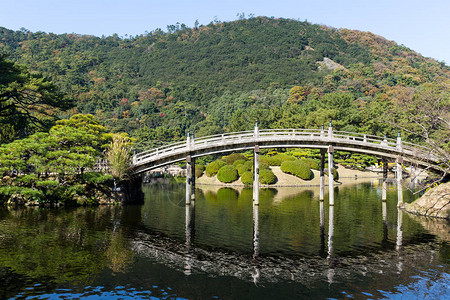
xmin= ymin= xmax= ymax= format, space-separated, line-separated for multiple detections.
xmin=134 ymin=184 xmax=415 ymax=288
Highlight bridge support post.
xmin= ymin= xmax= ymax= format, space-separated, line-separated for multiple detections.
xmin=328 ymin=145 xmax=334 ymax=206
xmin=397 ymin=156 xmax=403 ymax=207
xmin=320 ymin=149 xmax=325 ymax=201
xmin=253 ymin=145 xmax=260 ymax=205
xmin=382 ymin=158 xmax=388 ymax=201
xmin=186 ymin=155 xmax=195 ymax=204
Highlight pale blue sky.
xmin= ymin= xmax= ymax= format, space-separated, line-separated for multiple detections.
xmin=0 ymin=0 xmax=449 ymax=64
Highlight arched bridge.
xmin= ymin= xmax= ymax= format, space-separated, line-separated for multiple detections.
xmin=131 ymin=127 xmax=442 ymax=175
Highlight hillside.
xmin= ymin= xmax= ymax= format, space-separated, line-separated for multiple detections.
xmin=0 ymin=16 xmax=449 ymax=150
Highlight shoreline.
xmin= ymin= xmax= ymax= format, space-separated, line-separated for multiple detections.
xmin=197 ymin=165 xmax=381 ymax=188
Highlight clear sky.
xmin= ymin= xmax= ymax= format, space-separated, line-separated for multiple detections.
xmin=0 ymin=0 xmax=449 ymax=64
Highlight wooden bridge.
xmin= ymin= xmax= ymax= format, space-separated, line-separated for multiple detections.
xmin=130 ymin=124 xmax=444 ymax=206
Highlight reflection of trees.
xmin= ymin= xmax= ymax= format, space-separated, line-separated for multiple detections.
xmin=0 ymin=205 xmax=134 ymax=297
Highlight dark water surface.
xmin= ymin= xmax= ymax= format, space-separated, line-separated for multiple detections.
xmin=0 ymin=181 xmax=449 ymax=299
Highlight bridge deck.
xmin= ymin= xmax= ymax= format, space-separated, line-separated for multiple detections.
xmin=131 ymin=129 xmax=442 ymax=175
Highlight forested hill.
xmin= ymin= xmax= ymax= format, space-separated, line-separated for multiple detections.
xmin=1 ymin=17 xmax=449 ymax=150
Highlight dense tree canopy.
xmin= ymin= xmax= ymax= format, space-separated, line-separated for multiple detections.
xmin=0 ymin=55 xmax=72 ymax=143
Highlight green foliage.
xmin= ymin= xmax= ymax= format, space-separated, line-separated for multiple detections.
xmin=255 ymin=162 xmax=270 ymax=171
xmin=106 ymin=134 xmax=132 ymax=180
xmin=240 ymin=171 xmax=253 ymax=185
xmin=261 ymin=154 xmax=296 ymax=166
xmin=259 ymin=169 xmax=277 ymax=185
xmin=335 ymin=152 xmax=377 ymax=170
xmin=205 ymin=160 xmax=227 ymax=177
xmin=195 ymin=164 xmax=205 ymax=178
xmin=81 ymin=172 xmax=113 ymax=185
xmin=0 ymin=55 xmax=72 ymax=143
xmin=280 ymin=160 xmax=313 ymax=180
xmin=244 ymin=160 xmax=254 ymax=170
xmin=236 ymin=164 xmax=251 ymax=176
xmin=232 ymin=159 xmax=247 ymax=167
xmin=0 ymin=114 xmax=119 ymax=205
xmin=222 ymin=153 xmax=247 ymax=165
xmin=301 ymin=158 xmax=320 ymax=170
xmin=217 ymin=165 xmax=239 ymax=183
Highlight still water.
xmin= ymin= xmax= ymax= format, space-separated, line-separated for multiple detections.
xmin=0 ymin=180 xmax=449 ymax=299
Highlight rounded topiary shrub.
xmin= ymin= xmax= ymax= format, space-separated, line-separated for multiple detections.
xmin=265 ymin=154 xmax=296 ymax=166
xmin=205 ymin=160 xmax=227 ymax=177
xmin=244 ymin=160 xmax=254 ymax=170
xmin=222 ymin=153 xmax=247 ymax=165
xmin=280 ymin=160 xmax=313 ymax=180
xmin=217 ymin=165 xmax=239 ymax=183
xmin=259 ymin=169 xmax=277 ymax=184
xmin=236 ymin=164 xmax=251 ymax=176
xmin=302 ymin=158 xmax=320 ymax=170
xmin=325 ymin=168 xmax=339 ymax=181
xmin=241 ymin=171 xmax=254 ymax=185
xmin=195 ymin=164 xmax=205 ymax=178
xmin=252 ymin=162 xmax=270 ymax=172
xmin=232 ymin=159 xmax=247 ymax=167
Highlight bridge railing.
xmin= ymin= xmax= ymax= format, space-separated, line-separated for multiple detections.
xmin=133 ymin=129 xmax=438 ymax=166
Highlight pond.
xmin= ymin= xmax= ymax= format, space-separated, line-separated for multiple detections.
xmin=0 ymin=180 xmax=449 ymax=299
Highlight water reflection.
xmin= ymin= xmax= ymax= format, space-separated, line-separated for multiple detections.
xmin=319 ymin=201 xmax=326 ymax=257
xmin=185 ymin=202 xmax=195 ymax=275
xmin=252 ymin=204 xmax=260 ymax=285
xmin=0 ymin=182 xmax=448 ymax=300
xmin=327 ymin=205 xmax=335 ymax=284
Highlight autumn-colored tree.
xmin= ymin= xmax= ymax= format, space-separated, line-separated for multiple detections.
xmin=287 ymin=86 xmax=309 ymax=103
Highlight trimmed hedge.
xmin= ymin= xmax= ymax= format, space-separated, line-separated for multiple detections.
xmin=236 ymin=164 xmax=251 ymax=176
xmin=259 ymin=169 xmax=277 ymax=184
xmin=232 ymin=159 xmax=247 ymax=167
xmin=222 ymin=153 xmax=247 ymax=165
xmin=280 ymin=160 xmax=313 ymax=180
xmin=241 ymin=171 xmax=253 ymax=185
xmin=253 ymin=162 xmax=270 ymax=172
xmin=301 ymin=158 xmax=320 ymax=170
xmin=217 ymin=165 xmax=239 ymax=183
xmin=261 ymin=154 xmax=296 ymax=166
xmin=195 ymin=164 xmax=205 ymax=178
xmin=205 ymin=160 xmax=227 ymax=177
xmin=325 ymin=168 xmax=339 ymax=181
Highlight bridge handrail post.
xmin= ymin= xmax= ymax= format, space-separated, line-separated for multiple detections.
xmin=254 ymin=122 xmax=259 ymax=141
xmin=328 ymin=121 xmax=333 ymax=139
xmin=382 ymin=135 xmax=387 ymax=147
xmin=191 ymin=133 xmax=195 ymax=150
xmin=186 ymin=132 xmax=191 ymax=151
xmin=321 ymin=125 xmax=324 ymax=138
xmin=363 ymin=134 xmax=367 ymax=143
xmin=396 ymin=132 xmax=402 ymax=151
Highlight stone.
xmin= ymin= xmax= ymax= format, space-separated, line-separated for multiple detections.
xmin=405 ymin=182 xmax=450 ymax=219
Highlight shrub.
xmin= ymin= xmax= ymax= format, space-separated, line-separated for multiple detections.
xmin=254 ymin=162 xmax=270 ymax=171
xmin=259 ymin=169 xmax=277 ymax=184
xmin=222 ymin=153 xmax=247 ymax=165
xmin=195 ymin=164 xmax=205 ymax=178
xmin=280 ymin=160 xmax=313 ymax=180
xmin=232 ymin=159 xmax=247 ymax=167
xmin=82 ymin=172 xmax=113 ymax=184
xmin=217 ymin=165 xmax=239 ymax=183
xmin=302 ymin=158 xmax=320 ymax=170
xmin=205 ymin=160 xmax=227 ymax=177
xmin=241 ymin=171 xmax=253 ymax=185
xmin=244 ymin=160 xmax=253 ymax=170
xmin=325 ymin=168 xmax=339 ymax=181
xmin=236 ymin=164 xmax=251 ymax=176
xmin=262 ymin=154 xmax=296 ymax=166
